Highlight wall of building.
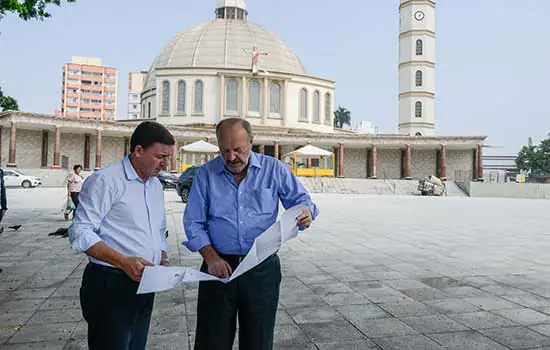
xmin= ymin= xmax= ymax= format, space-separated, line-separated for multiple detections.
xmin=469 ymin=182 xmax=550 ymax=200
xmin=411 ymin=149 xmax=436 ymax=179
xmin=343 ymin=148 xmax=367 ymax=179
xmin=377 ymin=149 xmax=402 ymax=179
xmin=446 ymin=149 xmax=474 ymax=181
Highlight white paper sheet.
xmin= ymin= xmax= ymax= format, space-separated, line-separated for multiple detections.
xmin=136 ymin=204 xmax=307 ymax=294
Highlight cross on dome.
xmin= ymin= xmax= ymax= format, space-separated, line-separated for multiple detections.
xmin=215 ymin=0 xmax=248 ymax=20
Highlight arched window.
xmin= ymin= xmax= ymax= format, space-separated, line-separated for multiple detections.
xmin=147 ymin=102 xmax=151 ymax=118
xmin=325 ymin=92 xmax=331 ymax=123
xmin=416 ymin=39 xmax=423 ymax=55
xmin=194 ymin=80 xmax=203 ymax=114
xmin=248 ymin=80 xmax=260 ymax=113
xmin=299 ymin=88 xmax=308 ymax=121
xmin=270 ymin=82 xmax=281 ymax=113
xmin=415 ymin=132 xmax=422 ymax=136
xmin=226 ymin=78 xmax=239 ymax=114
xmin=161 ymin=80 xmax=170 ymax=114
xmin=177 ymin=80 xmax=186 ymax=114
xmin=415 ymin=101 xmax=422 ymax=118
xmin=313 ymin=90 xmax=320 ymax=122
xmin=415 ymin=70 xmax=423 ymax=87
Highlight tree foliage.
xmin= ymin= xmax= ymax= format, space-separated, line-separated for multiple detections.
xmin=0 ymin=0 xmax=75 ymax=21
xmin=333 ymin=106 xmax=351 ymax=129
xmin=0 ymin=87 xmax=19 ymax=112
xmin=516 ymin=137 xmax=550 ymax=175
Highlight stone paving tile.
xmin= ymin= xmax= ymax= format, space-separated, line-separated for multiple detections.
xmin=3 ymin=188 xmax=550 ymax=348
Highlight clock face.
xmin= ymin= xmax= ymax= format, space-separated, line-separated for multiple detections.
xmin=414 ymin=10 xmax=425 ymax=21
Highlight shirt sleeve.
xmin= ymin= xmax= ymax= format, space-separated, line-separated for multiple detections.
xmin=277 ymin=161 xmax=319 ymax=221
xmin=182 ymin=167 xmax=212 ymax=252
xmin=68 ymin=173 xmax=114 ymax=254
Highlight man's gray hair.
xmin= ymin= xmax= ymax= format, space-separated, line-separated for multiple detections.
xmin=215 ymin=117 xmax=254 ymax=141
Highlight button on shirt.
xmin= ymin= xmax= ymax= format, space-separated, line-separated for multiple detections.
xmin=183 ymin=152 xmax=319 ymax=256
xmin=69 ymin=156 xmax=168 ymax=267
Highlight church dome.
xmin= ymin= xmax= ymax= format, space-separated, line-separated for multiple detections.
xmin=144 ymin=19 xmax=306 ymax=91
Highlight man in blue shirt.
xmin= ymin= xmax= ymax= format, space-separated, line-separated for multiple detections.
xmin=183 ymin=117 xmax=319 ymax=350
xmin=69 ymin=121 xmax=175 ymax=350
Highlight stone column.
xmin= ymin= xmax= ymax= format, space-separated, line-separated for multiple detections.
xmin=219 ymin=75 xmax=225 ymax=120
xmin=404 ymin=144 xmax=412 ymax=179
xmin=241 ymin=76 xmax=247 ymax=118
xmin=439 ymin=144 xmax=447 ymax=180
xmin=338 ymin=142 xmax=344 ymax=178
xmin=263 ymin=77 xmax=269 ymax=124
xmin=95 ymin=129 xmax=102 ymax=169
xmin=283 ymin=80 xmax=289 ymax=126
xmin=258 ymin=144 xmax=265 ymax=154
xmin=52 ymin=127 xmax=61 ymax=168
xmin=84 ymin=134 xmax=91 ymax=170
xmin=171 ymin=140 xmax=178 ymax=172
xmin=370 ymin=145 xmax=377 ymax=179
xmin=7 ymin=123 xmax=16 ymax=167
xmin=274 ymin=141 xmax=279 ymax=160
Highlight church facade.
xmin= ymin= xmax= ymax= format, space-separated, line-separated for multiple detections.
xmin=0 ymin=0 xmax=485 ymax=184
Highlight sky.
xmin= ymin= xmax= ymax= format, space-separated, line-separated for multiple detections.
xmin=0 ymin=0 xmax=549 ymax=155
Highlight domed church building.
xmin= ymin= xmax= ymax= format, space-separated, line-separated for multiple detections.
xmin=141 ymin=0 xmax=335 ymax=135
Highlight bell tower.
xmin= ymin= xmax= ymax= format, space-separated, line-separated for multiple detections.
xmin=398 ymin=0 xmax=436 ymax=136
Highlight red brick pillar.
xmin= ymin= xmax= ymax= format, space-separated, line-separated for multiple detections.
xmin=274 ymin=141 xmax=279 ymax=159
xmin=370 ymin=145 xmax=377 ymax=179
xmin=53 ymin=127 xmax=61 ymax=168
xmin=338 ymin=142 xmax=344 ymax=177
xmin=404 ymin=144 xmax=412 ymax=179
xmin=7 ymin=123 xmax=16 ymax=167
xmin=477 ymin=144 xmax=483 ymax=181
xmin=439 ymin=144 xmax=447 ymax=180
xmin=171 ymin=140 xmax=178 ymax=172
xmin=95 ymin=129 xmax=102 ymax=169
xmin=84 ymin=134 xmax=91 ymax=170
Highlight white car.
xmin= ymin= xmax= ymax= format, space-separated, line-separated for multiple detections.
xmin=2 ymin=169 xmax=42 ymax=188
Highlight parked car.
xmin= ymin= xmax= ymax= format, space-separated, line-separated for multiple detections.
xmin=176 ymin=166 xmax=198 ymax=203
xmin=157 ymin=171 xmax=178 ymax=190
xmin=2 ymin=168 xmax=42 ymax=188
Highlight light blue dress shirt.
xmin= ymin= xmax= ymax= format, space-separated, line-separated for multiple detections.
xmin=69 ymin=155 xmax=168 ymax=267
xmin=183 ymin=152 xmax=319 ymax=255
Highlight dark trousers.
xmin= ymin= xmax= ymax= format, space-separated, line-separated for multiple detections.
xmin=70 ymin=192 xmax=79 ymax=218
xmin=194 ymin=254 xmax=282 ymax=350
xmin=80 ymin=262 xmax=155 ymax=350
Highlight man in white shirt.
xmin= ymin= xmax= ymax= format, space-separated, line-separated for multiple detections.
xmin=69 ymin=121 xmax=175 ymax=350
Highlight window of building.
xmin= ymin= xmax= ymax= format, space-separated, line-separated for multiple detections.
xmin=226 ymin=78 xmax=239 ymax=114
xmin=416 ymin=39 xmax=423 ymax=55
xmin=415 ymin=70 xmax=423 ymax=87
xmin=313 ymin=90 xmax=320 ymax=122
xmin=324 ymin=92 xmax=331 ymax=123
xmin=177 ymin=80 xmax=186 ymax=114
xmin=148 ymin=102 xmax=151 ymax=118
xmin=194 ymin=80 xmax=204 ymax=114
xmin=161 ymin=80 xmax=170 ymax=114
xmin=270 ymin=82 xmax=281 ymax=114
xmin=415 ymin=101 xmax=422 ymax=118
xmin=415 ymin=132 xmax=422 ymax=136
xmin=248 ymin=80 xmax=260 ymax=113
xmin=299 ymin=88 xmax=308 ymax=122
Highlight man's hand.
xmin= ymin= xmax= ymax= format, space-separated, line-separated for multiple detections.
xmin=205 ymin=255 xmax=233 ymax=278
xmin=296 ymin=208 xmax=313 ymax=229
xmin=120 ymin=256 xmax=153 ymax=282
xmin=160 ymin=250 xmax=169 ymax=266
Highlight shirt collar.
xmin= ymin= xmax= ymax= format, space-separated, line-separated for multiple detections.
xmin=123 ymin=155 xmax=140 ymax=181
xmin=215 ymin=151 xmax=262 ymax=174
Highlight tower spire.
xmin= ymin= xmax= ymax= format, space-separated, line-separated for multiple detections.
xmin=215 ymin=0 xmax=248 ymax=20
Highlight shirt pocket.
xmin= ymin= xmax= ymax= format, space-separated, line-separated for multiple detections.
xmin=249 ymin=187 xmax=277 ymax=215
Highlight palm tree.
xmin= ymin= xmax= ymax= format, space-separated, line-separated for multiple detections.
xmin=333 ymin=106 xmax=351 ymax=129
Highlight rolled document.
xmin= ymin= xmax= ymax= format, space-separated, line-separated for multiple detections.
xmin=137 ymin=204 xmax=307 ymax=294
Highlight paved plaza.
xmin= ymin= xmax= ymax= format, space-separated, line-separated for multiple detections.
xmin=1 ymin=187 xmax=550 ymax=349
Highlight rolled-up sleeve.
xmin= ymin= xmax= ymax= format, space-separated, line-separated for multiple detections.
xmin=68 ymin=173 xmax=113 ymax=253
xmin=182 ymin=167 xmax=212 ymax=252
xmin=277 ymin=161 xmax=319 ymax=220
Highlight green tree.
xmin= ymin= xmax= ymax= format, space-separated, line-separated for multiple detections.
xmin=0 ymin=0 xmax=75 ymax=21
xmin=333 ymin=106 xmax=351 ymax=129
xmin=516 ymin=137 xmax=550 ymax=175
xmin=0 ymin=87 xmax=19 ymax=111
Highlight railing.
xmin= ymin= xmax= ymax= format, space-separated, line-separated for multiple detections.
xmin=454 ymin=169 xmax=472 ymax=195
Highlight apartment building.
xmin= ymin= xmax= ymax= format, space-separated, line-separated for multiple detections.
xmin=128 ymin=71 xmax=147 ymax=119
xmin=60 ymin=56 xmax=118 ymax=120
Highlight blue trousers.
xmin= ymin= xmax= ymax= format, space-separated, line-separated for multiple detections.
xmin=80 ymin=262 xmax=155 ymax=350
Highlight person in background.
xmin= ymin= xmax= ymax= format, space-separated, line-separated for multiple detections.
xmin=183 ymin=117 xmax=318 ymax=350
xmin=69 ymin=121 xmax=174 ymax=350
xmin=0 ymin=168 xmax=6 ymax=236
xmin=66 ymin=164 xmax=84 ymax=219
